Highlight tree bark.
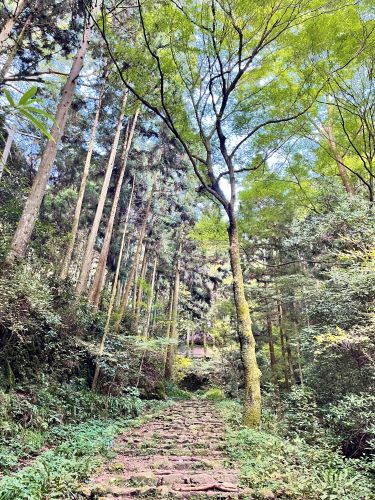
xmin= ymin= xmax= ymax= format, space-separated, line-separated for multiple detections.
xmin=76 ymin=90 xmax=128 ymax=294
xmin=88 ymin=109 xmax=139 ymax=305
xmin=227 ymin=209 xmax=261 ymax=428
xmin=134 ymin=244 xmax=148 ymax=331
xmin=7 ymin=2 xmax=99 ymax=262
xmin=150 ymin=273 xmax=160 ymax=335
xmin=91 ymin=179 xmax=135 ymax=392
xmin=143 ymin=256 xmax=157 ymax=339
xmin=0 ymin=0 xmax=27 ymax=48
xmin=266 ymin=313 xmax=277 ymax=383
xmin=0 ymin=12 xmax=32 ymax=84
xmin=277 ymin=302 xmax=290 ymax=390
xmin=132 ymin=244 xmax=144 ymax=313
xmin=203 ymin=330 xmax=208 ymax=358
xmin=164 ymin=241 xmax=182 ymax=380
xmin=114 ymin=178 xmax=156 ymax=332
xmin=0 ymin=126 xmax=15 ymax=179
xmin=284 ymin=323 xmax=295 ymax=386
xmin=60 ymin=74 xmax=107 ymax=280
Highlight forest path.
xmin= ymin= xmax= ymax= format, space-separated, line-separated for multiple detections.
xmin=78 ymin=400 xmax=243 ymax=499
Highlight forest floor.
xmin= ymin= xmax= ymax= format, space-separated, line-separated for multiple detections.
xmin=78 ymin=399 xmax=245 ymax=499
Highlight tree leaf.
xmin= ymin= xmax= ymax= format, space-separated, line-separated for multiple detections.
xmin=18 ymin=86 xmax=38 ymax=106
xmin=19 ymin=109 xmax=55 ymax=141
xmin=3 ymin=89 xmax=15 ymax=107
xmin=22 ymin=106 xmax=55 ymax=122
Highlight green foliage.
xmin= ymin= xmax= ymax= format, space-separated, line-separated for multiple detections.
xmin=173 ymin=355 xmax=192 ymax=382
xmin=202 ymin=387 xmax=225 ymax=400
xmin=220 ymin=400 xmax=374 ymax=500
xmin=2 ymin=86 xmax=54 ymax=140
xmin=190 ymin=211 xmax=228 ymax=255
xmin=0 ymin=264 xmax=103 ymax=384
xmin=164 ymin=382 xmax=191 ymax=400
xmin=325 ymin=394 xmax=375 ymax=458
xmin=281 ymin=387 xmax=325 ymax=443
xmin=0 ymin=420 xmax=120 ymax=499
xmin=0 ymin=383 xmax=142 ymax=475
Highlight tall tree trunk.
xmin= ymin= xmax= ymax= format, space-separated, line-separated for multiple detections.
xmin=76 ymin=91 xmax=128 ymax=294
xmin=277 ymin=302 xmax=290 ymax=390
xmin=131 ymin=252 xmax=140 ymax=312
xmin=132 ymin=244 xmax=145 ymax=313
xmin=114 ymin=179 xmax=156 ymax=331
xmin=164 ymin=241 xmax=182 ymax=380
xmin=150 ymin=273 xmax=160 ymax=335
xmin=143 ymin=256 xmax=157 ymax=339
xmin=134 ymin=245 xmax=148 ymax=332
xmin=91 ymin=179 xmax=135 ymax=392
xmin=7 ymin=3 xmax=99 ymax=262
xmin=323 ymin=123 xmax=355 ymax=195
xmin=115 ymin=279 xmax=123 ymax=308
xmin=0 ymin=126 xmax=15 ymax=179
xmin=190 ymin=321 xmax=194 ymax=355
xmin=227 ymin=209 xmax=261 ymax=428
xmin=88 ymin=110 xmax=139 ymax=305
xmin=266 ymin=313 xmax=277 ymax=383
xmin=203 ymin=330 xmax=208 ymax=358
xmin=0 ymin=0 xmax=27 ymax=48
xmin=284 ymin=323 xmax=295 ymax=386
xmin=60 ymin=74 xmax=108 ymax=279
xmin=0 ymin=12 xmax=32 ymax=84
xmin=186 ymin=325 xmax=191 ymax=357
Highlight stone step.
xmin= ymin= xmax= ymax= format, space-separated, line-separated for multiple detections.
xmin=79 ymin=401 xmax=244 ymax=499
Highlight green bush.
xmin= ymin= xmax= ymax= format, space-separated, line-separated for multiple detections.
xmin=165 ymin=382 xmax=191 ymax=400
xmin=220 ymin=399 xmax=374 ymax=499
xmin=202 ymin=387 xmax=225 ymax=400
xmin=226 ymin=427 xmax=373 ymax=499
xmin=0 ymin=384 xmax=142 ymax=474
xmin=281 ymin=387 xmax=327 ymax=444
xmin=325 ymin=393 xmax=375 ymax=457
xmin=0 ymin=420 xmax=120 ymax=500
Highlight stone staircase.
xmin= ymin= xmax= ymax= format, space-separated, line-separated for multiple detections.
xmin=78 ymin=400 xmax=244 ymax=498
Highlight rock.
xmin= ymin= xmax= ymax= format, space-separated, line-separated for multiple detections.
xmin=129 ymin=471 xmax=157 ymax=486
xmin=159 ymin=472 xmax=189 ymax=485
xmin=190 ymin=473 xmax=216 ymax=484
xmin=76 ymin=485 xmax=92 ymax=497
xmin=77 ymin=400 xmax=246 ymax=498
xmin=259 ymin=488 xmax=276 ymax=499
xmin=107 ymin=461 xmax=125 ymax=472
xmin=108 ymin=485 xmax=140 ymax=497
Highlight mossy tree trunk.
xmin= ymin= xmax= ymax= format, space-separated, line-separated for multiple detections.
xmin=227 ymin=209 xmax=261 ymax=428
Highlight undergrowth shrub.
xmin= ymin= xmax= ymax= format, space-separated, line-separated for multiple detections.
xmin=281 ymin=387 xmax=324 ymax=442
xmin=0 ymin=384 xmax=142 ymax=474
xmin=165 ymin=381 xmax=191 ymax=399
xmin=324 ymin=393 xmax=375 ymax=458
xmin=0 ymin=420 xmax=120 ymax=500
xmin=219 ymin=400 xmax=374 ymax=500
xmin=202 ymin=387 xmax=225 ymax=400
